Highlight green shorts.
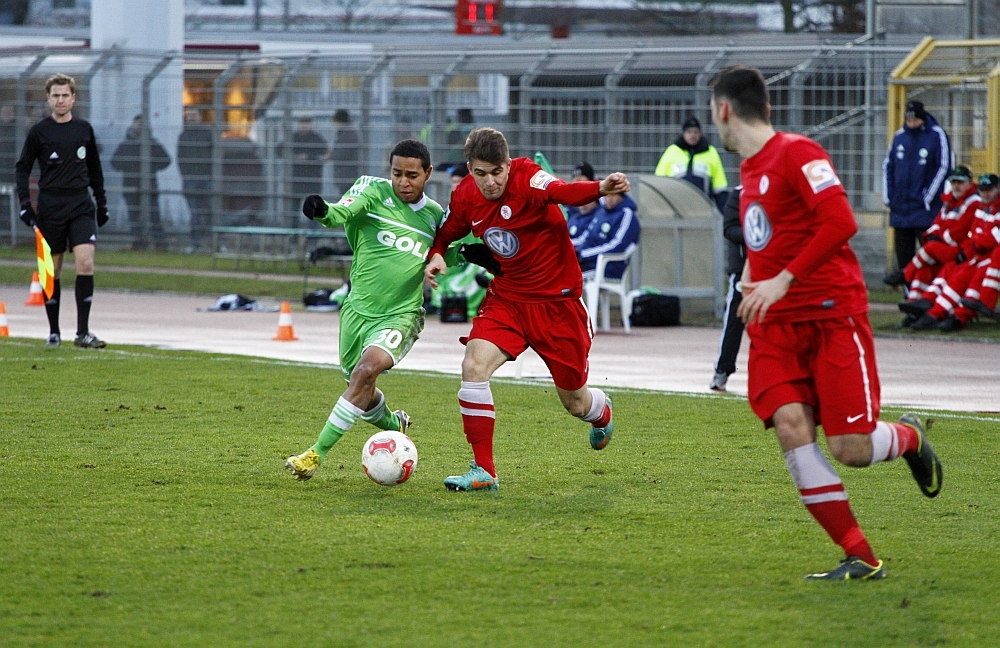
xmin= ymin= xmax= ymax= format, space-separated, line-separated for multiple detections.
xmin=338 ymin=302 xmax=425 ymax=381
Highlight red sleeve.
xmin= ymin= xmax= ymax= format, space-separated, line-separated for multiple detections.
xmin=972 ymin=230 xmax=998 ymax=255
xmin=428 ymin=198 xmax=471 ymax=260
xmin=785 ymin=192 xmax=858 ymax=281
xmin=518 ymin=159 xmax=601 ymax=207
xmin=787 ymin=137 xmax=847 ymax=211
xmin=547 ymin=180 xmax=603 ymax=206
xmin=945 ymin=201 xmax=979 ymax=245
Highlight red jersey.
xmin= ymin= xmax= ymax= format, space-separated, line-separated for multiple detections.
xmin=430 ymin=157 xmax=602 ymax=302
xmin=925 ymin=186 xmax=980 ymax=247
xmin=739 ymin=132 xmax=868 ymax=322
xmin=967 ymin=195 xmax=1000 ymax=257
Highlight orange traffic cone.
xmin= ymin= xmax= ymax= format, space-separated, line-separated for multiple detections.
xmin=25 ymin=272 xmax=45 ymax=306
xmin=273 ymin=301 xmax=298 ymax=341
xmin=0 ymin=302 xmax=8 ymax=337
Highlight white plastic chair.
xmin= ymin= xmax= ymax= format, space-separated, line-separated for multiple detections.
xmin=584 ymin=246 xmax=638 ymax=333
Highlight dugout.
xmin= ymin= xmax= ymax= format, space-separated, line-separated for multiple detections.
xmin=887 ymin=37 xmax=1000 ymax=266
xmin=633 ymin=175 xmax=724 ymax=317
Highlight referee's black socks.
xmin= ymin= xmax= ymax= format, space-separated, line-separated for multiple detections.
xmin=45 ymin=279 xmax=61 ymax=336
xmin=76 ymin=274 xmax=94 ymax=336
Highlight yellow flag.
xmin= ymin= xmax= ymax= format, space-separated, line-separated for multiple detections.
xmin=34 ymin=226 xmax=55 ymax=299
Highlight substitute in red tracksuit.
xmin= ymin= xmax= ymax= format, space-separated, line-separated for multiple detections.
xmin=712 ymin=65 xmax=942 ymax=581
xmin=424 ymin=127 xmax=630 ymax=492
xmin=896 ymin=167 xmax=980 ymax=322
xmin=958 ymin=174 xmax=1000 ymax=323
xmin=908 ymin=174 xmax=1000 ymax=330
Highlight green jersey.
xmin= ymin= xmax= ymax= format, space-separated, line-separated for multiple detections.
xmin=317 ymin=176 xmax=445 ymax=318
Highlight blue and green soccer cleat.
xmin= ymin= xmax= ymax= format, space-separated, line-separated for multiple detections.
xmin=898 ymin=413 xmax=942 ymax=498
xmin=589 ymin=395 xmax=613 ymax=450
xmin=444 ymin=461 xmax=499 ymax=492
xmin=804 ymin=556 xmax=886 ymax=581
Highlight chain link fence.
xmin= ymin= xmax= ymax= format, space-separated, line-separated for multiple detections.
xmin=0 ymin=37 xmax=916 ymax=280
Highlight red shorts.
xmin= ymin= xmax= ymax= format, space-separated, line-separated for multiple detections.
xmin=462 ymin=291 xmax=592 ymax=391
xmin=746 ymin=314 xmax=880 ymax=436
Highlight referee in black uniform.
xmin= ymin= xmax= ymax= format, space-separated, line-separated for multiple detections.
xmin=16 ymin=73 xmax=109 ymax=348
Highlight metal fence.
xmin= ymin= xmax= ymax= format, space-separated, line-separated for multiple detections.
xmin=0 ymin=37 xmax=916 ymax=278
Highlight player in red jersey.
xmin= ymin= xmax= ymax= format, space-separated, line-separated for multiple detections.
xmin=424 ymin=127 xmax=630 ymax=492
xmin=711 ymin=65 xmax=943 ymax=580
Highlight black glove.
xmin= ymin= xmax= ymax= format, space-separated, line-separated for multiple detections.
xmin=924 ymin=234 xmax=943 ymax=244
xmin=19 ymin=200 xmax=35 ymax=228
xmin=459 ymin=243 xmax=503 ymax=276
xmin=955 ymin=249 xmax=967 ymax=264
xmin=302 ymin=195 xmax=327 ymax=220
xmin=96 ymin=203 xmax=109 ymax=227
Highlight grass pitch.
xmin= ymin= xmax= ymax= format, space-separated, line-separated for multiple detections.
xmin=1 ymin=339 xmax=998 ymax=647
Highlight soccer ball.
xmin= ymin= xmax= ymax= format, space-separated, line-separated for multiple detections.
xmin=361 ymin=431 xmax=418 ymax=486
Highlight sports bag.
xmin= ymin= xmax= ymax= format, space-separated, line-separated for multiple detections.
xmin=630 ymin=294 xmax=680 ymax=326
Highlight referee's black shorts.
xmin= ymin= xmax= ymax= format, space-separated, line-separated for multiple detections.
xmin=36 ymin=191 xmax=97 ymax=255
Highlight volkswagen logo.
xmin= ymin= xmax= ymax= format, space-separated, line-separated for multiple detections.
xmin=484 ymin=227 xmax=520 ymax=258
xmin=743 ymin=202 xmax=772 ymax=252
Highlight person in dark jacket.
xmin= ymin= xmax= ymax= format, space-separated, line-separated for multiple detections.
xmin=111 ymin=114 xmax=171 ymax=250
xmin=882 ymin=100 xmax=952 ymax=284
xmin=573 ymin=191 xmax=640 ymax=281
xmin=565 ymin=161 xmax=599 ymax=233
xmin=291 ymin=116 xmax=329 ymax=197
xmin=0 ymin=104 xmax=17 ymax=185
xmin=177 ymin=108 xmax=213 ymax=252
xmin=330 ymin=109 xmax=361 ymax=193
xmin=710 ymin=185 xmax=746 ymax=392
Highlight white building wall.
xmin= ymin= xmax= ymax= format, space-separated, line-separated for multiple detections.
xmin=90 ymin=0 xmax=188 ymax=232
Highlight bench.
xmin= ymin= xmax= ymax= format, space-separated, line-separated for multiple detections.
xmin=210 ymin=226 xmax=352 ymax=272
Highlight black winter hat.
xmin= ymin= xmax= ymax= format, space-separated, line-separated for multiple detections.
xmin=904 ymin=100 xmax=926 ymax=120
xmin=682 ymin=116 xmax=702 ymax=132
xmin=573 ymin=161 xmax=595 ymax=181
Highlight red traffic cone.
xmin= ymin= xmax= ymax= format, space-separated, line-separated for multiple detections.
xmin=273 ymin=301 xmax=298 ymax=341
xmin=0 ymin=302 xmax=8 ymax=337
xmin=25 ymin=272 xmax=45 ymax=306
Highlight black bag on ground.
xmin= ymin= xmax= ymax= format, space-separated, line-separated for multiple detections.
xmin=630 ymin=294 xmax=680 ymax=326
xmin=303 ymin=287 xmax=342 ymax=311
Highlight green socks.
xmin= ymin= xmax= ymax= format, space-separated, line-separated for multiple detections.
xmin=313 ymin=397 xmax=363 ymax=462
xmin=313 ymin=391 xmax=399 ymax=462
xmin=359 ymin=389 xmax=400 ymax=431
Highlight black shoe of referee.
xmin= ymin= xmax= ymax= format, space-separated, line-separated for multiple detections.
xmin=74 ymin=332 xmax=106 ymax=349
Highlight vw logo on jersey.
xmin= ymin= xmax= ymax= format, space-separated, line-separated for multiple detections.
xmin=759 ymin=175 xmax=769 ymax=195
xmin=500 ymin=205 xmax=512 ymax=219
xmin=743 ymin=202 xmax=772 ymax=252
xmin=77 ymin=146 xmax=86 ymax=159
xmin=484 ymin=227 xmax=520 ymax=258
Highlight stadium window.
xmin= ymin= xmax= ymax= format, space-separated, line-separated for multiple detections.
xmin=220 ymin=0 xmax=247 ymax=5
xmin=53 ymin=0 xmax=75 ymax=8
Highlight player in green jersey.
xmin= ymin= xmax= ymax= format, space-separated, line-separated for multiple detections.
xmin=285 ymin=139 xmax=453 ymax=481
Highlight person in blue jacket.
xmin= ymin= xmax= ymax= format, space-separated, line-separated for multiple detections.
xmin=882 ymin=100 xmax=953 ymax=285
xmin=565 ymin=161 xmax=599 ymax=232
xmin=574 ymin=191 xmax=640 ymax=280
